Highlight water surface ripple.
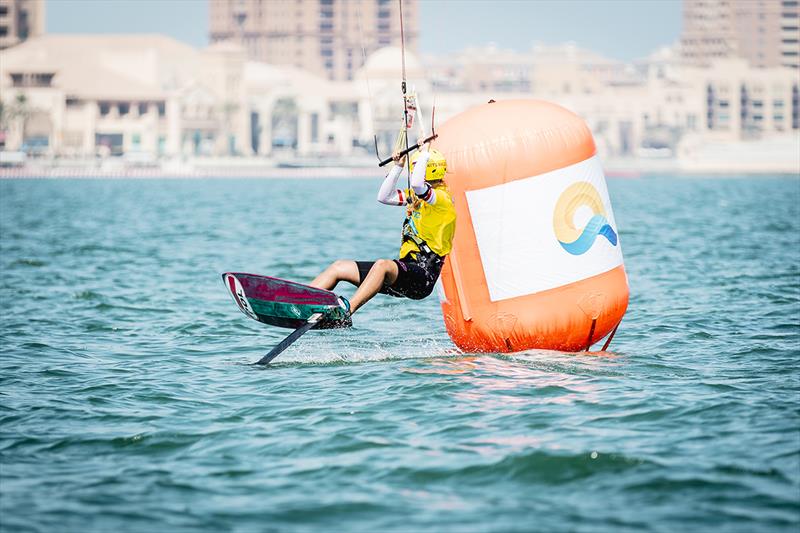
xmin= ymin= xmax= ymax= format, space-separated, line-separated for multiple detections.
xmin=1 ymin=177 xmax=799 ymax=532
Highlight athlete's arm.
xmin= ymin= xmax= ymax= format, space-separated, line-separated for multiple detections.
xmin=410 ymin=150 xmax=437 ymax=205
xmin=376 ymin=163 xmax=406 ymax=206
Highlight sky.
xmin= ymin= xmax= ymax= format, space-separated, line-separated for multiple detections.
xmin=46 ymin=0 xmax=682 ymax=62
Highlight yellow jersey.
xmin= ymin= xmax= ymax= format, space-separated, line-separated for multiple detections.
xmin=399 ymin=187 xmax=457 ymax=259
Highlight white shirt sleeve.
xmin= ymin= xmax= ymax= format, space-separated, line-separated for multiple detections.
xmin=410 ymin=150 xmax=437 ymax=205
xmin=377 ymin=164 xmax=406 ymax=206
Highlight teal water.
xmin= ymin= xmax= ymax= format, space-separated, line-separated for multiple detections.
xmin=1 ymin=176 xmax=798 ymax=532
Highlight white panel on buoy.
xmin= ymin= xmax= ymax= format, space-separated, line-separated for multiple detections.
xmin=465 ymin=155 xmax=623 ymax=302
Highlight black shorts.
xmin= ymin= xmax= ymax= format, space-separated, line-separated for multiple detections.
xmin=356 ymin=255 xmax=443 ymax=300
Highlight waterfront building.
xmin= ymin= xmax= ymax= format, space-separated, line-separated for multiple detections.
xmin=681 ymin=0 xmax=800 ymax=69
xmin=209 ymin=0 xmax=418 ymax=81
xmin=245 ymin=59 xmax=368 ymax=158
xmin=0 ymin=33 xmax=380 ymax=160
xmin=0 ymin=0 xmax=43 ymax=50
xmin=422 ymin=39 xmax=797 ymax=160
xmin=0 ymin=34 xmax=250 ymax=157
xmin=556 ymin=51 xmax=798 ymax=160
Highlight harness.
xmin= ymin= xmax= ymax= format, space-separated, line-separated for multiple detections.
xmin=401 ymin=206 xmax=444 ymax=272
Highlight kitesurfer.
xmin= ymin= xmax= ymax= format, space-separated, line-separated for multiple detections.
xmin=310 ymin=144 xmax=456 ymax=326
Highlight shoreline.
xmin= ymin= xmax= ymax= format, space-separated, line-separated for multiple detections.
xmin=1 ymin=160 xmax=798 ymax=179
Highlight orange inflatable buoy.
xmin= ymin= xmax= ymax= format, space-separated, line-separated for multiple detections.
xmin=435 ymin=99 xmax=629 ymax=353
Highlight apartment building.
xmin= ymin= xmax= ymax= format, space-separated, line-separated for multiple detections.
xmin=682 ymin=0 xmax=800 ymax=69
xmin=0 ymin=0 xmax=44 ymax=49
xmin=209 ymin=0 xmax=417 ymax=81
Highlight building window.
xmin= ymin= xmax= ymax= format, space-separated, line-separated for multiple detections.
xmin=34 ymin=73 xmax=54 ymax=87
xmin=138 ymin=103 xmax=148 ymax=115
xmin=9 ymin=72 xmax=55 ymax=88
xmin=329 ymin=101 xmax=358 ymax=116
xmin=157 ymin=102 xmax=166 ymax=117
xmin=18 ymin=10 xmax=28 ymax=40
xmin=99 ymin=102 xmax=111 ymax=116
xmin=706 ymin=84 xmax=715 ymax=129
xmin=310 ymin=112 xmax=319 ymax=143
xmin=118 ymin=102 xmax=130 ymax=116
xmin=95 ymin=133 xmax=123 ymax=155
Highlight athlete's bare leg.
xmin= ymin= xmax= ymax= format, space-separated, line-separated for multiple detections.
xmin=310 ymin=259 xmax=361 ymax=291
xmin=349 ymin=259 xmax=399 ymax=314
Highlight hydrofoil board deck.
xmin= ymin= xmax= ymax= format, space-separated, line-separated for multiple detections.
xmin=222 ymin=272 xmax=343 ymax=330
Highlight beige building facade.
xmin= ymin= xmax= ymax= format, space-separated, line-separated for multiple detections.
xmin=0 ymin=0 xmax=44 ymax=49
xmin=0 ymin=34 xmax=382 ymax=160
xmin=209 ymin=0 xmax=418 ymax=81
xmin=682 ymin=0 xmax=800 ymax=69
xmin=0 ymin=35 xmax=252 ymax=157
xmin=424 ymin=41 xmax=798 ymax=159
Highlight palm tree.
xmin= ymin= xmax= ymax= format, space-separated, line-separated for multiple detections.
xmin=0 ymin=94 xmax=32 ymax=148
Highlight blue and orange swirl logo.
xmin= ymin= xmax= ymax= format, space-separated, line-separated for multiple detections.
xmin=553 ymin=182 xmax=618 ymax=255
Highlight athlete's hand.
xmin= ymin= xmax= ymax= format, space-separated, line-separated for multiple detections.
xmin=392 ymin=151 xmax=406 ymax=165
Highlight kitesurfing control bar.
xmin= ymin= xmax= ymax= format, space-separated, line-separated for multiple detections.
xmin=377 ymin=133 xmax=438 ymax=167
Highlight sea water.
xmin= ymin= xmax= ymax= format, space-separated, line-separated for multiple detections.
xmin=1 ymin=176 xmax=798 ymax=532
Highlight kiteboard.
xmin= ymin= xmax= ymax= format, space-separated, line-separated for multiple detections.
xmin=222 ymin=272 xmax=350 ymax=365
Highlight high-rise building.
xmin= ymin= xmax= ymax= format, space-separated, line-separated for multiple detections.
xmin=209 ymin=0 xmax=418 ymax=81
xmin=681 ymin=0 xmax=800 ymax=69
xmin=779 ymin=0 xmax=800 ymax=69
xmin=0 ymin=0 xmax=44 ymax=50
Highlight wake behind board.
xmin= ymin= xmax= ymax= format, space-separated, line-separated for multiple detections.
xmin=222 ymin=272 xmax=347 ymax=330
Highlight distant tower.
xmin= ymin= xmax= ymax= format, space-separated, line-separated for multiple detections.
xmin=779 ymin=0 xmax=800 ymax=69
xmin=0 ymin=0 xmax=45 ymax=50
xmin=209 ymin=0 xmax=419 ymax=81
xmin=681 ymin=0 xmax=800 ymax=69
